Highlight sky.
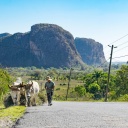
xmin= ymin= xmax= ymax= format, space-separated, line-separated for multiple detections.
xmin=0 ymin=0 xmax=128 ymax=63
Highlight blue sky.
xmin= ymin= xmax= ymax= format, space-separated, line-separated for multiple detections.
xmin=0 ymin=0 xmax=128 ymax=62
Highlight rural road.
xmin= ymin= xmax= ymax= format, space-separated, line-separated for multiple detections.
xmin=13 ymin=101 xmax=128 ymax=128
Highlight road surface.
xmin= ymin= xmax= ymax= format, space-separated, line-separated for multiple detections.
xmin=13 ymin=101 xmax=128 ymax=128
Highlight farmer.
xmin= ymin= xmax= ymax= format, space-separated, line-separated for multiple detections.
xmin=45 ymin=76 xmax=55 ymax=106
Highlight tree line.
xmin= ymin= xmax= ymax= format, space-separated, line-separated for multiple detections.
xmin=0 ymin=64 xmax=128 ymax=103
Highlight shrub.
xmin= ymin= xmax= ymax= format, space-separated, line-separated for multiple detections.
xmin=108 ymin=91 xmax=117 ymax=100
xmin=118 ymin=94 xmax=128 ymax=101
xmin=3 ymin=93 xmax=14 ymax=108
xmin=88 ymin=83 xmax=100 ymax=94
xmin=85 ymin=92 xmax=94 ymax=100
xmin=60 ymin=83 xmax=67 ymax=86
xmin=38 ymin=92 xmax=46 ymax=103
xmin=74 ymin=85 xmax=86 ymax=97
xmin=0 ymin=68 xmax=12 ymax=102
xmin=56 ymin=88 xmax=60 ymax=91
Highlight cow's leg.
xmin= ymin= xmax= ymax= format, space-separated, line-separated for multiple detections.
xmin=27 ymin=96 xmax=31 ymax=107
xmin=33 ymin=94 xmax=37 ymax=106
xmin=24 ymin=92 xmax=28 ymax=107
xmin=16 ymin=91 xmax=21 ymax=105
xmin=30 ymin=94 xmax=36 ymax=106
xmin=30 ymin=95 xmax=33 ymax=106
xmin=13 ymin=97 xmax=17 ymax=105
xmin=10 ymin=91 xmax=17 ymax=105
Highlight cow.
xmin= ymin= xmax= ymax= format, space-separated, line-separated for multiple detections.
xmin=9 ymin=79 xmax=40 ymax=107
xmin=8 ymin=77 xmax=23 ymax=106
xmin=24 ymin=81 xmax=40 ymax=106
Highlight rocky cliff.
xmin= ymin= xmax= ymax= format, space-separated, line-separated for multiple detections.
xmin=75 ymin=38 xmax=106 ymax=65
xmin=0 ymin=33 xmax=11 ymax=39
xmin=0 ymin=24 xmax=84 ymax=68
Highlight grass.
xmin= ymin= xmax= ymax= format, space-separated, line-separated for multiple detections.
xmin=0 ymin=105 xmax=26 ymax=121
xmin=37 ymin=79 xmax=86 ymax=101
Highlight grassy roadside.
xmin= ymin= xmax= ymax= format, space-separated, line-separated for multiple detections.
xmin=0 ymin=106 xmax=26 ymax=121
xmin=0 ymin=105 xmax=26 ymax=128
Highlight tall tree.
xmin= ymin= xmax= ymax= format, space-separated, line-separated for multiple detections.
xmin=0 ymin=68 xmax=11 ymax=101
xmin=92 ymin=70 xmax=103 ymax=84
xmin=115 ymin=65 xmax=128 ymax=97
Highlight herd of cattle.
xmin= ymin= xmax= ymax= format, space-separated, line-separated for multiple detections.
xmin=8 ymin=77 xmax=40 ymax=107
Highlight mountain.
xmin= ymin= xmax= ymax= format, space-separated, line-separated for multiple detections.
xmin=0 ymin=33 xmax=11 ymax=39
xmin=0 ymin=24 xmax=84 ymax=68
xmin=75 ymin=38 xmax=106 ymax=65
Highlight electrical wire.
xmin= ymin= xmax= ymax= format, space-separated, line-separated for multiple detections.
xmin=107 ymin=33 xmax=128 ymax=46
xmin=103 ymin=33 xmax=128 ymax=51
xmin=112 ymin=54 xmax=128 ymax=59
xmin=114 ymin=45 xmax=128 ymax=53
xmin=116 ymin=40 xmax=128 ymax=47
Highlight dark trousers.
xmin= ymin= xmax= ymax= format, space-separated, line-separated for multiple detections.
xmin=47 ymin=92 xmax=53 ymax=104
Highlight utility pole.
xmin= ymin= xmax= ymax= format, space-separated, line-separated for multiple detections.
xmin=66 ymin=68 xmax=72 ymax=100
xmin=105 ymin=45 xmax=117 ymax=102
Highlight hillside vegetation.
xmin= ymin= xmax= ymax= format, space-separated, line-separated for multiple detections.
xmin=0 ymin=64 xmax=128 ymax=127
xmin=1 ymin=64 xmax=127 ymax=102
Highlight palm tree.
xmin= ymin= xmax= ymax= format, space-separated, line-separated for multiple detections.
xmin=92 ymin=70 xmax=103 ymax=84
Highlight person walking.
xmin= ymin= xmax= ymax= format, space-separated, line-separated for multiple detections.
xmin=45 ymin=76 xmax=55 ymax=106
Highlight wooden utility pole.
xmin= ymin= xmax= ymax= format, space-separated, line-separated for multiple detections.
xmin=66 ymin=68 xmax=72 ymax=100
xmin=105 ymin=45 xmax=117 ymax=102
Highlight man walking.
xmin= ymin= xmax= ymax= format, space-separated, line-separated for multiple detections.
xmin=45 ymin=76 xmax=55 ymax=106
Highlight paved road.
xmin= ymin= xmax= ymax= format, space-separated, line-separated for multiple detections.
xmin=13 ymin=101 xmax=128 ymax=128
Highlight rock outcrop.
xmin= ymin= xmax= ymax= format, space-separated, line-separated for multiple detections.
xmin=0 ymin=33 xmax=11 ymax=39
xmin=75 ymin=38 xmax=106 ymax=65
xmin=0 ymin=24 xmax=84 ymax=68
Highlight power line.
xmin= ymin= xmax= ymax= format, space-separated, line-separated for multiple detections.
xmin=112 ymin=54 xmax=128 ymax=59
xmin=103 ymin=33 xmax=128 ymax=50
xmin=114 ymin=45 xmax=128 ymax=53
xmin=97 ymin=58 xmax=110 ymax=68
xmin=116 ymin=40 xmax=128 ymax=47
xmin=108 ymin=33 xmax=128 ymax=45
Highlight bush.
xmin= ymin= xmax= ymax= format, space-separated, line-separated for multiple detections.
xmin=38 ymin=92 xmax=46 ymax=103
xmin=74 ymin=85 xmax=86 ymax=97
xmin=88 ymin=83 xmax=100 ymax=94
xmin=118 ymin=94 xmax=128 ymax=101
xmin=60 ymin=83 xmax=67 ymax=86
xmin=108 ymin=91 xmax=117 ymax=100
xmin=0 ymin=68 xmax=12 ymax=103
xmin=82 ymin=93 xmax=94 ymax=101
xmin=56 ymin=88 xmax=60 ymax=91
xmin=3 ymin=93 xmax=14 ymax=108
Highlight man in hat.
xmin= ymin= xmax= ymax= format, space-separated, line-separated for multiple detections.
xmin=45 ymin=76 xmax=55 ymax=106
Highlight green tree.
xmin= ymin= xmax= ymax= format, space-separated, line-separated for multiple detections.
xmin=0 ymin=68 xmax=11 ymax=101
xmin=88 ymin=82 xmax=100 ymax=94
xmin=92 ymin=70 xmax=103 ymax=84
xmin=98 ymin=72 xmax=108 ymax=98
xmin=88 ymin=82 xmax=101 ymax=99
xmin=74 ymin=85 xmax=86 ymax=97
xmin=31 ymin=70 xmax=42 ymax=80
xmin=115 ymin=65 xmax=128 ymax=97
